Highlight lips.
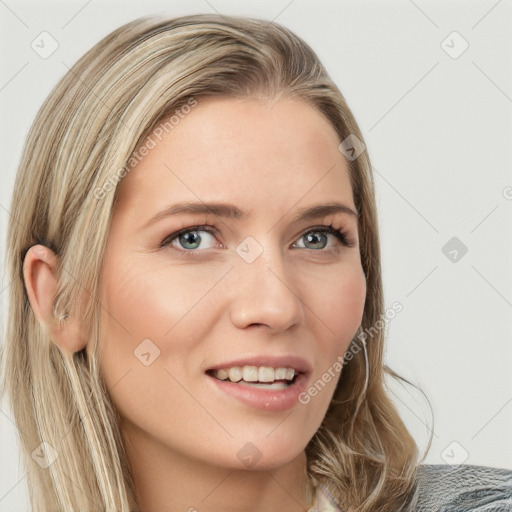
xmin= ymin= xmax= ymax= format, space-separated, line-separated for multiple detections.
xmin=205 ymin=355 xmax=312 ymax=411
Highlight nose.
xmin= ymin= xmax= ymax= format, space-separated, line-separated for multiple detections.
xmin=229 ymin=243 xmax=304 ymax=333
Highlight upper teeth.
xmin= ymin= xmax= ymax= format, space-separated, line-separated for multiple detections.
xmin=213 ymin=366 xmax=296 ymax=383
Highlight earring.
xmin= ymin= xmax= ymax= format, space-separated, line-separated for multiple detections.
xmin=361 ymin=337 xmax=369 ymax=398
xmin=352 ymin=326 xmax=369 ymax=398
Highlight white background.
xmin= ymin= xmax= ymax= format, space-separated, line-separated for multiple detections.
xmin=1 ymin=0 xmax=511 ymax=509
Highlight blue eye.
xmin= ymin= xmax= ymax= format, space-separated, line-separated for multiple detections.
xmin=160 ymin=224 xmax=355 ymax=253
xmin=162 ymin=228 xmax=217 ymax=251
xmin=304 ymin=232 xmax=329 ymax=250
xmin=294 ymin=227 xmax=351 ymax=250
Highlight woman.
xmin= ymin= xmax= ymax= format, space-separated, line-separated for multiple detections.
xmin=2 ymin=14 xmax=510 ymax=512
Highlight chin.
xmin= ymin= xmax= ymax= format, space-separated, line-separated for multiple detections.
xmin=225 ymin=436 xmax=307 ymax=472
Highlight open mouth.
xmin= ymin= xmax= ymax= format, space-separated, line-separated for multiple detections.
xmin=206 ymin=365 xmax=299 ymax=390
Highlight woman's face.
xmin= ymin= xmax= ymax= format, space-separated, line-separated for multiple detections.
xmin=98 ymin=96 xmax=366 ymax=473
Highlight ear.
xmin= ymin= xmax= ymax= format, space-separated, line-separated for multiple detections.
xmin=22 ymin=244 xmax=88 ymax=354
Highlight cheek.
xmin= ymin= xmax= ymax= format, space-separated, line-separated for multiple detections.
xmin=305 ymin=262 xmax=366 ymax=350
xmin=99 ymin=255 xmax=225 ymax=345
xmin=96 ymin=257 xmax=220 ymax=409
xmin=330 ymin=269 xmax=365 ymax=330
xmin=296 ymin=263 xmax=366 ymax=416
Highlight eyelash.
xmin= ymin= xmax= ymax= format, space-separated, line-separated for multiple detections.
xmin=160 ymin=223 xmax=356 ymax=254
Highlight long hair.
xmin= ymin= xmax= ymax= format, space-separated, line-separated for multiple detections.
xmin=1 ymin=14 xmax=420 ymax=511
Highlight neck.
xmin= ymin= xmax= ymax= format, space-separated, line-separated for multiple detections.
xmin=122 ymin=422 xmax=312 ymax=512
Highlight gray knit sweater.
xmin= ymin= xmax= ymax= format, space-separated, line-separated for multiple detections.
xmin=310 ymin=464 xmax=512 ymax=511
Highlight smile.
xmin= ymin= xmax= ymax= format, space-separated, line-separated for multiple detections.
xmin=208 ymin=366 xmax=298 ymax=388
xmin=206 ymin=361 xmax=309 ymax=411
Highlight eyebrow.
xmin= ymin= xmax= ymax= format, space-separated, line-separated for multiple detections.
xmin=142 ymin=201 xmax=358 ymax=229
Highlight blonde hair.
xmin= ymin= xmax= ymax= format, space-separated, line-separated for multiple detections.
xmin=1 ymin=14 xmax=422 ymax=511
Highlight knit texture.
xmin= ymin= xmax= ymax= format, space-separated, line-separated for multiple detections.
xmin=308 ymin=464 xmax=512 ymax=511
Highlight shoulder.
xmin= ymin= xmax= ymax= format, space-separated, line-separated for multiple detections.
xmin=411 ymin=463 xmax=512 ymax=511
xmin=310 ymin=464 xmax=512 ymax=512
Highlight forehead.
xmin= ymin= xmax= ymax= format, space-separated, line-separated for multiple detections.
xmin=114 ymin=96 xmax=355 ymax=222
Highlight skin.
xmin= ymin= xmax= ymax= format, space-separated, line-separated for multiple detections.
xmin=23 ymin=96 xmax=366 ymax=512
